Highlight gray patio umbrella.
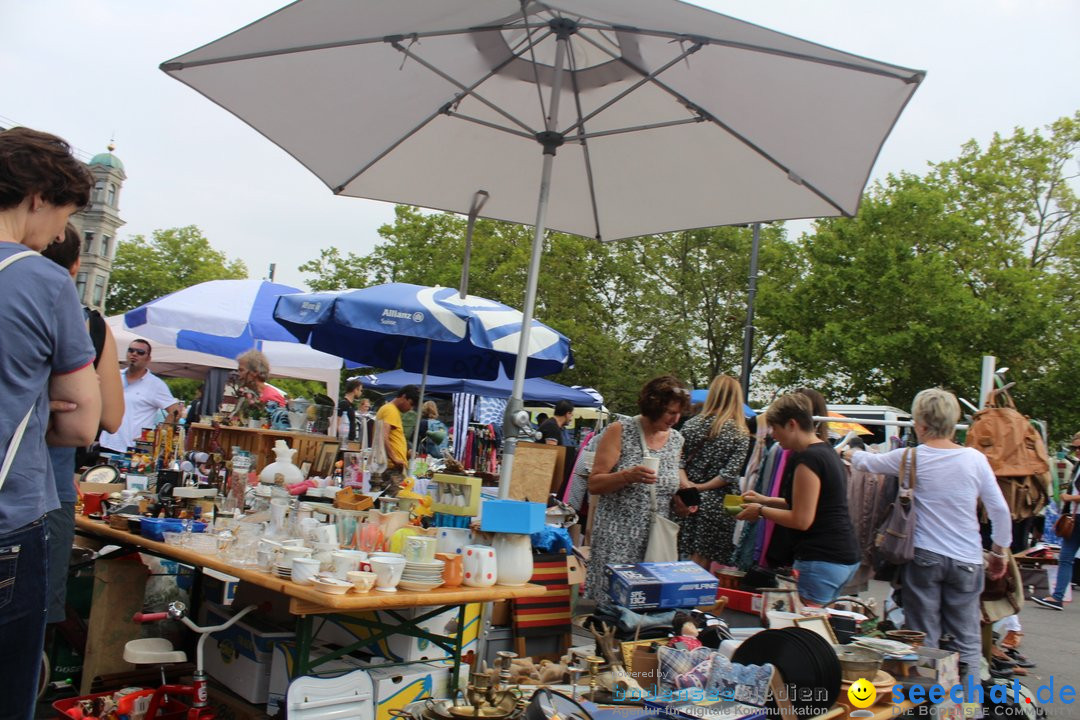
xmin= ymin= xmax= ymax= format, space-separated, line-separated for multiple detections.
xmin=162 ymin=0 xmax=924 ymax=495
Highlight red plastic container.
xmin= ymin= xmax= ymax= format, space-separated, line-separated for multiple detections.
xmin=52 ymin=689 xmax=189 ymax=720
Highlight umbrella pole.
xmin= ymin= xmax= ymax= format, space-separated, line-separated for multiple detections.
xmin=739 ymin=222 xmax=762 ymax=400
xmin=460 ymin=191 xmax=490 ymax=299
xmin=411 ymin=339 xmax=432 ymax=471
xmin=498 ymin=24 xmax=571 ymax=498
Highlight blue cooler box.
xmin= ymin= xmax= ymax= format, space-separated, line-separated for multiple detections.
xmin=606 ymin=561 xmax=718 ymax=610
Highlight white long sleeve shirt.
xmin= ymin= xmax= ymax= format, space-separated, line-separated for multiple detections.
xmin=851 ymin=445 xmax=1012 ymax=564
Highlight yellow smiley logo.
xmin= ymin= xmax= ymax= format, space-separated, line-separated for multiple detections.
xmin=847 ymin=677 xmax=877 ymax=708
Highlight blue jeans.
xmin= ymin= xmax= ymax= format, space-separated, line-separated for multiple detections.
xmin=0 ymin=518 xmax=49 ymax=720
xmin=1052 ymin=515 xmax=1079 ymax=601
xmin=793 ymin=558 xmax=860 ymax=605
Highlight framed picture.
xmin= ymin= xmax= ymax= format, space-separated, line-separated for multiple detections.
xmin=342 ymin=451 xmax=363 ymax=484
xmin=760 ymin=588 xmax=801 ymax=625
xmin=793 ymin=615 xmax=838 ymax=644
xmin=299 ymin=462 xmax=312 ymax=479
xmin=312 ymin=440 xmax=341 ymax=478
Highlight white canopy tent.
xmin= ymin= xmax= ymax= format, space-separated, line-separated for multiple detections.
xmin=108 ymin=315 xmax=342 ymax=403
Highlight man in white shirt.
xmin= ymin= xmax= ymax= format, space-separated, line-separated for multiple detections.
xmin=98 ymin=339 xmax=182 ymax=452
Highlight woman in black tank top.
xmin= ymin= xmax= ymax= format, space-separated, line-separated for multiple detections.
xmin=737 ymin=393 xmax=860 ymax=605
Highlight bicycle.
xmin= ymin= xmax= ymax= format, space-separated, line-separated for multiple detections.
xmin=130 ymin=601 xmax=258 ymax=720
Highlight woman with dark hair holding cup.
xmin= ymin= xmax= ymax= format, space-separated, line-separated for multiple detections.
xmin=585 ymin=375 xmax=693 ymax=599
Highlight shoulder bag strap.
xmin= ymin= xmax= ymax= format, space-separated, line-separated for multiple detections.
xmin=0 ymin=250 xmax=44 ymax=492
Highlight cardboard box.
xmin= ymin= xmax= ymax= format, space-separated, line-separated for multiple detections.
xmin=716 ymin=587 xmax=764 ymax=615
xmin=267 ymin=642 xmax=367 ymax=715
xmin=202 ymin=601 xmax=294 ymax=704
xmin=606 ymin=561 xmax=719 ymax=610
xmin=911 ymin=646 xmax=960 ymax=689
xmin=367 ymin=663 xmax=451 ymax=720
xmin=314 ymin=603 xmax=481 ymax=662
xmin=80 ymin=554 xmax=149 ymax=695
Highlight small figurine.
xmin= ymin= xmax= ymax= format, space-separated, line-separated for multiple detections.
xmin=669 ymin=611 xmax=703 ymax=650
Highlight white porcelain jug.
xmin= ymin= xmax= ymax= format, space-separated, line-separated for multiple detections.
xmin=259 ymin=440 xmax=305 ymax=486
xmin=491 ymin=533 xmax=533 ymax=587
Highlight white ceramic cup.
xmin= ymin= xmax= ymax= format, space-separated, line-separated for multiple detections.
xmin=299 ymin=517 xmax=322 ymax=539
xmin=282 ymin=545 xmax=313 ymax=563
xmin=436 ymin=527 xmax=473 ymax=556
xmin=331 ymin=550 xmax=367 ymax=580
xmin=347 ymin=570 xmax=378 ymax=593
xmin=370 ymin=557 xmax=406 ymax=592
xmin=315 ymin=524 xmax=338 ymax=545
xmin=291 ymin=557 xmax=320 ymax=585
xmin=641 ymin=455 xmax=660 ymax=474
xmin=404 ymin=536 xmax=437 ymax=564
xmin=462 ymin=544 xmax=497 ymax=587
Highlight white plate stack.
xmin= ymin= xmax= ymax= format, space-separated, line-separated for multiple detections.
xmin=399 ymin=558 xmax=445 ymax=592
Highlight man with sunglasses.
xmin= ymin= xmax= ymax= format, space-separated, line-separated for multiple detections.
xmin=98 ymin=339 xmax=182 ymax=453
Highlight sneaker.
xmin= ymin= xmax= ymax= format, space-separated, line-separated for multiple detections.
xmin=1004 ymin=648 xmax=1036 ymax=668
xmin=1032 ymin=596 xmax=1063 ymax=610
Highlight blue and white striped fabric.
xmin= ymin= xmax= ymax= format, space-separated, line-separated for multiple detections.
xmin=123 ymin=279 xmax=344 ymax=370
xmin=274 ymin=283 xmax=573 ymax=380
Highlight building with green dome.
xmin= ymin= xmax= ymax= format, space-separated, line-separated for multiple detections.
xmin=70 ymin=143 xmax=126 ymax=313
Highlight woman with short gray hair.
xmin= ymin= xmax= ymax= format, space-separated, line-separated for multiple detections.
xmin=840 ymin=387 xmax=1011 ymax=689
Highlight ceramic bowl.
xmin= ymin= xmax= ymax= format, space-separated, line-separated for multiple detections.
xmin=311 ymin=575 xmax=354 ymax=595
xmin=347 ymin=570 xmax=378 ymax=593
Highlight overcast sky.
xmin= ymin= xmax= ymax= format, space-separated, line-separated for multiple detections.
xmin=2 ymin=1 xmax=1077 ymax=292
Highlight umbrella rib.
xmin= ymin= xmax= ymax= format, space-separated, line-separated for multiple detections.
xmin=335 ymin=36 xmax=550 ymax=192
xmin=160 ymin=24 xmax=551 ymax=71
xmin=565 ymin=41 xmax=603 ymax=241
xmin=444 ymin=112 xmax=537 ymax=141
xmin=573 ymin=31 xmax=849 ymax=216
xmin=519 ymin=0 xmax=550 ymax=124
xmin=559 ymin=41 xmax=704 ymax=136
xmin=567 ymin=117 xmax=707 ymax=141
xmin=390 ymin=38 xmax=542 ymax=136
xmin=572 ymin=22 xmax=923 ymax=83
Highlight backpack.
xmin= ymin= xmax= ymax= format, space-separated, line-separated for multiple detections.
xmin=965 ymin=389 xmax=1050 ymax=521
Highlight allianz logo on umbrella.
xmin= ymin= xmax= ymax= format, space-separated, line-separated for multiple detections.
xmin=381 ymin=308 xmax=424 ymax=322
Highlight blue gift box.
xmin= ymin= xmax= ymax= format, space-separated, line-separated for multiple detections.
xmin=606 ymin=561 xmax=719 ymax=610
xmin=479 ymin=499 xmax=545 ymax=534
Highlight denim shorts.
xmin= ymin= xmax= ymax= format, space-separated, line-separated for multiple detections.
xmin=794 ymin=558 xmax=860 ymax=605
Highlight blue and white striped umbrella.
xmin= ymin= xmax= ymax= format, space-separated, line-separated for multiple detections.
xmin=274 ymin=283 xmax=572 ymax=380
xmin=123 ymin=279 xmax=345 ymax=371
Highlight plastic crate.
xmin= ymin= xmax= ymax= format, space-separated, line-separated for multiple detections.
xmin=52 ymin=689 xmax=189 ymax=720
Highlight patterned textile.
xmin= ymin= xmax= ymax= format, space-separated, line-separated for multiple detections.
xmin=585 ymin=418 xmax=684 ymax=599
xmin=451 ymin=392 xmax=475 ymax=460
xmin=678 ymin=417 xmax=751 ymax=562
xmin=476 ymin=395 xmax=507 ymax=426
xmin=706 ymin=654 xmax=774 ymax=707
xmin=658 ymin=646 xmax=716 ymax=688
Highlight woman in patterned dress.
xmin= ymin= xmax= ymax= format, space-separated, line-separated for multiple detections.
xmin=678 ymin=375 xmax=750 ymax=569
xmin=585 ymin=375 xmax=693 ymax=599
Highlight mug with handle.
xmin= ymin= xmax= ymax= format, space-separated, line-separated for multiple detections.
xmin=462 ymin=544 xmax=497 ymax=587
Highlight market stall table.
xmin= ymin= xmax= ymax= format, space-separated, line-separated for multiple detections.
xmin=75 ymin=516 xmax=544 ymax=688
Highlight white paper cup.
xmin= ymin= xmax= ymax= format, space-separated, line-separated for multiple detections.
xmin=642 ymin=456 xmax=660 ymax=473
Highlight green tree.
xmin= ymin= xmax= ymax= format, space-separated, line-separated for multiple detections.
xmin=107 ymin=226 xmax=248 ymax=313
xmin=770 ymin=112 xmax=1080 ymax=440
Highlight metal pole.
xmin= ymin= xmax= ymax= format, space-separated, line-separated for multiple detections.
xmin=498 ymin=25 xmax=570 ymax=498
xmin=460 ymin=191 xmax=489 ymax=299
xmin=739 ymin=223 xmax=762 ymax=400
xmin=410 ymin=340 xmax=432 ymax=470
xmin=268 ymin=263 xmax=276 ymax=282
xmin=979 ymin=355 xmax=996 ymax=407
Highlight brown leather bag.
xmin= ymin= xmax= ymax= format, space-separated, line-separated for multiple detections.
xmin=1054 ymin=512 xmax=1075 ymax=540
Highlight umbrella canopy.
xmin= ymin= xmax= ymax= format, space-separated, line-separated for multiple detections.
xmin=163 ymin=0 xmax=923 ymax=494
xmin=688 ymin=389 xmax=756 ymax=418
xmin=363 ymin=368 xmax=602 ymax=407
xmin=273 ymin=283 xmax=572 ymax=381
xmin=126 ymin=279 xmax=312 ymax=359
xmin=162 ymin=0 xmax=922 ymax=236
xmin=826 ymin=410 xmax=873 ymax=437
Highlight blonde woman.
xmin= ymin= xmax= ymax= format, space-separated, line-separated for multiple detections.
xmin=678 ymin=375 xmax=751 ymax=568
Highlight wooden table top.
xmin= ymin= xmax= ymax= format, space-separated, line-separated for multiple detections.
xmin=76 ymin=516 xmax=545 ymax=614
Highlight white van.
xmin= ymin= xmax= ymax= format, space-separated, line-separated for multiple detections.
xmin=826 ymin=404 xmax=912 ymax=447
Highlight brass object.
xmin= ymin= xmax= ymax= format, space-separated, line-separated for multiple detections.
xmin=585 ymin=656 xmax=604 ymax=703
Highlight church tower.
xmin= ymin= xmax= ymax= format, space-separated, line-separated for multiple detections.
xmin=70 ymin=144 xmax=126 ymax=313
